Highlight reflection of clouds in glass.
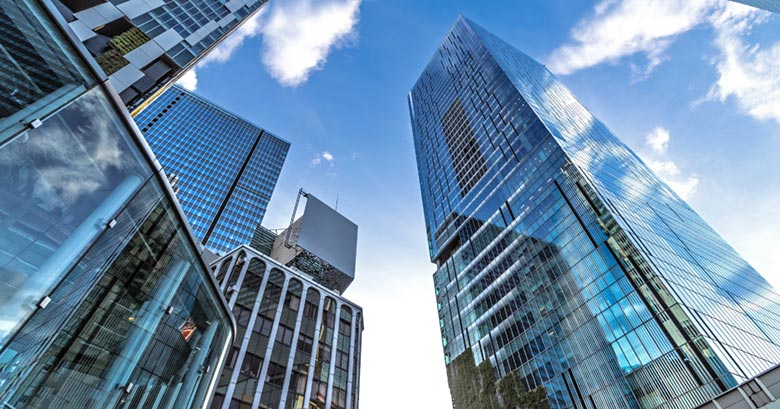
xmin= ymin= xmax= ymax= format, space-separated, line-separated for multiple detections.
xmin=0 ymin=91 xmax=126 ymax=205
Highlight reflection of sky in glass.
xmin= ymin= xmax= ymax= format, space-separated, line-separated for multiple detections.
xmin=411 ymin=17 xmax=780 ymax=408
xmin=135 ymin=85 xmax=289 ymax=254
xmin=0 ymin=87 xmax=149 ymax=343
xmin=0 ymin=179 xmax=232 ymax=408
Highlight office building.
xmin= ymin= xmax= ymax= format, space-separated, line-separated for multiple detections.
xmin=409 ymin=17 xmax=780 ymax=408
xmin=135 ymin=85 xmax=290 ymax=254
xmin=731 ymin=0 xmax=780 ymax=13
xmin=210 ymin=193 xmax=363 ymax=409
xmin=52 ymin=0 xmax=267 ymax=109
xmin=0 ymin=2 xmax=234 ymax=408
xmin=251 ymin=224 xmax=279 ymax=257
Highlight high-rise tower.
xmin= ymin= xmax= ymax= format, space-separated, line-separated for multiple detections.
xmin=135 ymin=84 xmax=289 ymax=254
xmin=409 ymin=17 xmax=780 ymax=408
xmin=52 ymin=0 xmax=268 ymax=109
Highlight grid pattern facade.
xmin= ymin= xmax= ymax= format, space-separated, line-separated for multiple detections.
xmin=53 ymin=0 xmax=267 ymax=107
xmin=0 ymin=2 xmax=234 ymax=408
xmin=210 ymin=246 xmax=363 ymax=409
xmin=135 ymin=84 xmax=289 ymax=254
xmin=409 ymin=17 xmax=780 ymax=409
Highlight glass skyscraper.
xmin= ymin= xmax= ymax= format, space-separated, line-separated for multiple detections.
xmin=409 ymin=17 xmax=780 ymax=409
xmin=135 ymin=85 xmax=290 ymax=254
xmin=52 ymin=0 xmax=268 ymax=108
xmin=730 ymin=0 xmax=780 ymax=13
xmin=0 ymin=2 xmax=234 ymax=408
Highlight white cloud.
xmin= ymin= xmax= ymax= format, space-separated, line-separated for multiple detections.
xmin=177 ymin=0 xmax=362 ymax=90
xmin=704 ymin=4 xmax=780 ymax=123
xmin=202 ymin=11 xmax=265 ymax=66
xmin=177 ymin=69 xmax=199 ymax=91
xmin=259 ymin=0 xmax=362 ymax=86
xmin=312 ymin=150 xmax=335 ymax=166
xmin=547 ymin=0 xmax=714 ymax=76
xmin=645 ymin=126 xmax=671 ymax=153
xmin=174 ymin=11 xmax=266 ymax=91
xmin=550 ymin=0 xmax=780 ymax=123
xmin=638 ymin=126 xmax=700 ymax=200
xmin=648 ymin=160 xmax=700 ymax=200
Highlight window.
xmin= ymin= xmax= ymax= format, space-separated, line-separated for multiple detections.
xmin=253 ymin=315 xmax=273 ymax=336
xmin=297 ymin=334 xmax=313 ymax=353
xmin=285 ymin=293 xmax=301 ymax=311
xmin=241 ymin=352 xmax=262 ymax=378
xmin=303 ymin=301 xmax=319 ymax=320
xmin=276 ymin=325 xmax=294 ymax=346
xmin=265 ymin=362 xmax=286 ymax=387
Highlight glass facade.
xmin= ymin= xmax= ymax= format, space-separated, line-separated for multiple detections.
xmin=135 ymin=85 xmax=289 ymax=254
xmin=0 ymin=2 xmax=234 ymax=408
xmin=209 ymin=246 xmax=364 ymax=409
xmin=730 ymin=0 xmax=780 ymax=13
xmin=52 ymin=0 xmax=268 ymax=107
xmin=409 ymin=17 xmax=780 ymax=409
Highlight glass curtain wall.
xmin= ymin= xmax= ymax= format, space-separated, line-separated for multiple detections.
xmin=0 ymin=2 xmax=234 ymax=408
xmin=0 ymin=1 xmax=93 ymax=142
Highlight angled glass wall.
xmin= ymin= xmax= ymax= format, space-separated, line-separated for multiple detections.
xmin=0 ymin=2 xmax=234 ymax=408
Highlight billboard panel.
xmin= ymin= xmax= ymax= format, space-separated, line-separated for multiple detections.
xmin=297 ymin=194 xmax=358 ymax=279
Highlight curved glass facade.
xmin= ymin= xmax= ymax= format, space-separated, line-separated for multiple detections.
xmin=0 ymin=2 xmax=234 ymax=408
xmin=409 ymin=17 xmax=780 ymax=409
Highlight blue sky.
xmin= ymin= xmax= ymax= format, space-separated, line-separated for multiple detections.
xmin=181 ymin=1 xmax=780 ymax=407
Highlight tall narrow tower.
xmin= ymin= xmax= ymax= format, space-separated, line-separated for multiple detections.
xmin=409 ymin=17 xmax=780 ymax=408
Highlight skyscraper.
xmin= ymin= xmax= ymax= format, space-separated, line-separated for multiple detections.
xmin=409 ymin=17 xmax=780 ymax=408
xmin=210 ymin=193 xmax=363 ymax=409
xmin=52 ymin=0 xmax=268 ymax=108
xmin=135 ymin=84 xmax=289 ymax=254
xmin=0 ymin=2 xmax=234 ymax=408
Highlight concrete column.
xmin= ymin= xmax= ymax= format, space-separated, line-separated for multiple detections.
xmin=302 ymin=293 xmax=326 ymax=406
xmin=278 ymin=283 xmax=309 ymax=408
xmin=251 ymin=271 xmax=291 ymax=409
xmin=345 ymin=311 xmax=357 ymax=409
xmin=324 ymin=303 xmax=342 ymax=409
xmin=227 ymin=254 xmax=252 ymax=308
xmin=219 ymin=253 xmax=238 ymax=292
xmin=220 ymin=262 xmax=273 ymax=409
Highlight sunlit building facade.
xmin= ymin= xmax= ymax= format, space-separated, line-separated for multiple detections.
xmin=0 ymin=2 xmax=234 ymax=408
xmin=135 ymin=85 xmax=289 ymax=254
xmin=409 ymin=17 xmax=780 ymax=408
xmin=52 ymin=0 xmax=267 ymax=108
xmin=209 ymin=245 xmax=363 ymax=409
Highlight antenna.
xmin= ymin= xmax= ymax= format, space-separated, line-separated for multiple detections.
xmin=285 ymin=188 xmax=307 ymax=248
xmin=335 ymin=194 xmax=339 ymax=211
